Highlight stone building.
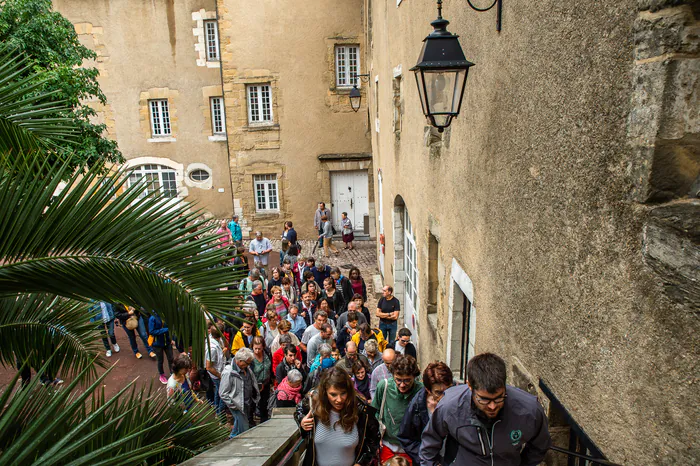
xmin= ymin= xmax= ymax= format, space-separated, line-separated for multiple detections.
xmin=54 ymin=0 xmax=373 ymax=240
xmin=365 ymin=0 xmax=698 ymax=465
xmin=54 ymin=0 xmax=234 ymax=218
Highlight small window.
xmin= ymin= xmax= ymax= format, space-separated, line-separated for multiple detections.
xmin=335 ymin=45 xmax=360 ymax=88
xmin=210 ymin=97 xmax=226 ymax=135
xmin=247 ymin=84 xmax=273 ymax=125
xmin=253 ymin=174 xmax=279 ymax=212
xmin=189 ymin=169 xmax=210 ymax=182
xmin=127 ymin=164 xmax=177 ymax=199
xmin=149 ymin=100 xmax=171 ymax=137
xmin=204 ymin=20 xmax=220 ymax=61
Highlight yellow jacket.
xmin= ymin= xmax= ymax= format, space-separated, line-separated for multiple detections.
xmin=231 ymin=328 xmax=261 ymax=355
xmin=351 ymin=328 xmax=387 ymax=352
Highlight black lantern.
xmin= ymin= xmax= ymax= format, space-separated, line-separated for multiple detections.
xmin=348 ymin=73 xmax=370 ymax=112
xmin=349 ymin=85 xmax=362 ymax=112
xmin=411 ymin=0 xmax=474 ymax=132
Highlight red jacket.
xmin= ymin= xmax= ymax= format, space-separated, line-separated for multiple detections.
xmin=272 ymin=345 xmax=302 ymax=376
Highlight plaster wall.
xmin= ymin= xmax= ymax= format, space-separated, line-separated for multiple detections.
xmin=217 ymin=0 xmax=373 ymax=239
xmin=53 ymin=0 xmax=234 ymax=218
xmin=367 ymin=0 xmax=699 ymax=464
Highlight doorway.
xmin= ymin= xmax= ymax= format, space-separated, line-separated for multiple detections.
xmin=330 ymin=170 xmax=369 ymax=233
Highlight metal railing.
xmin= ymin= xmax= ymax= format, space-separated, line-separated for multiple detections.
xmin=549 ymin=445 xmax=623 ymax=466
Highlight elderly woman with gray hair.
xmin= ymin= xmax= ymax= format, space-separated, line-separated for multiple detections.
xmin=220 ymin=347 xmax=260 ymax=438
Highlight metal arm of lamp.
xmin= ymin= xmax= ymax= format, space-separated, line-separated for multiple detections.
xmin=466 ymin=0 xmax=502 ymax=32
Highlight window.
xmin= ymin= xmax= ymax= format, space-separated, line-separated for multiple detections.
xmin=204 ymin=20 xmax=220 ymax=61
xmin=149 ymin=100 xmax=171 ymax=137
xmin=335 ymin=45 xmax=360 ymax=88
xmin=404 ymin=209 xmax=418 ymax=313
xmin=189 ymin=169 xmax=210 ymax=182
xmin=253 ymin=174 xmax=279 ymax=212
xmin=127 ymin=164 xmax=177 ymax=199
xmin=247 ymin=84 xmax=273 ymax=125
xmin=210 ymin=97 xmax=226 ymax=135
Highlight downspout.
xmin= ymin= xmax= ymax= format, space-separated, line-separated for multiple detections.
xmin=214 ymin=0 xmax=236 ymax=219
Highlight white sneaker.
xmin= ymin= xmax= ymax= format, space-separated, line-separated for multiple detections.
xmin=106 ymin=350 xmax=113 ymax=357
xmin=113 ymin=343 xmax=120 ymax=353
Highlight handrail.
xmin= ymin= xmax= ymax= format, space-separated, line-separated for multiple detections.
xmin=549 ymin=446 xmax=623 ymax=466
xmin=275 ymin=436 xmax=304 ymax=466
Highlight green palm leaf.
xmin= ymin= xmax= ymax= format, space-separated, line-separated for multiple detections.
xmin=0 ymin=154 xmax=246 ymax=364
xmin=0 ymin=44 xmax=78 ymax=154
xmin=0 ymin=293 xmax=105 ymax=380
xmin=0 ymin=361 xmax=228 ymax=465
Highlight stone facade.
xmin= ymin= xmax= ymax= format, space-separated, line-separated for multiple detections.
xmin=54 ymin=0 xmax=233 ymax=218
xmin=366 ymin=0 xmax=698 ymax=465
xmin=216 ymin=0 xmax=373 ymax=240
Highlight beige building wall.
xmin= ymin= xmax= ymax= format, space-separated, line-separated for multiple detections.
xmin=367 ymin=0 xmax=698 ymax=465
xmin=53 ymin=0 xmax=234 ymax=218
xmin=217 ymin=0 xmax=373 ymax=240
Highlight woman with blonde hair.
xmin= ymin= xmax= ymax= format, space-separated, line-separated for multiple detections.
xmin=295 ymin=367 xmax=380 ymax=466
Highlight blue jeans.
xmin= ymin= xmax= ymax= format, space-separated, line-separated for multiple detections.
xmin=380 ymin=320 xmax=398 ymax=344
xmin=100 ymin=320 xmax=116 ymax=350
xmin=211 ymin=377 xmax=224 ymax=416
xmin=318 ymin=228 xmax=324 ymax=247
xmin=229 ymin=409 xmax=250 ymax=438
xmin=124 ymin=316 xmax=153 ymax=354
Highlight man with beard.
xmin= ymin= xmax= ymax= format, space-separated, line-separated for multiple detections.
xmin=420 ymin=353 xmax=551 ymax=466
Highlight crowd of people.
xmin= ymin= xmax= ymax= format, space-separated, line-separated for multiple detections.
xmin=82 ymin=206 xmax=552 ymax=465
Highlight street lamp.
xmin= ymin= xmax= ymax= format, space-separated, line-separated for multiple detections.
xmin=411 ymin=0 xmax=474 ymax=132
xmin=349 ymin=73 xmax=370 ymax=112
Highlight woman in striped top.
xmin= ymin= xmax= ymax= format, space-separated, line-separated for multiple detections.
xmin=295 ymin=367 xmax=380 ymax=466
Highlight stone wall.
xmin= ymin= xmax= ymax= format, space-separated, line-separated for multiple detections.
xmin=367 ymin=0 xmax=699 ymax=464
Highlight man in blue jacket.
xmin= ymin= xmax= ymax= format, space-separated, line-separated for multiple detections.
xmin=228 ymin=215 xmax=243 ymax=246
xmin=420 ymin=353 xmax=551 ymax=466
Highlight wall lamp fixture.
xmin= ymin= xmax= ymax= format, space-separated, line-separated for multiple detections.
xmin=467 ymin=0 xmax=503 ymax=32
xmin=349 ymin=73 xmax=370 ymax=112
xmin=411 ymin=0 xmax=474 ymax=132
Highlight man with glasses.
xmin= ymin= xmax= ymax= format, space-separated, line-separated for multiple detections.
xmin=420 ymin=353 xmax=551 ymax=466
xmin=388 ymin=327 xmax=417 ymax=359
xmin=372 ymin=354 xmax=422 ymax=464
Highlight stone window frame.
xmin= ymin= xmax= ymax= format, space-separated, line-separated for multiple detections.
xmin=234 ymin=74 xmax=281 ymax=132
xmin=334 ymin=44 xmax=361 ymax=88
xmin=246 ymin=83 xmax=274 ymax=126
xmin=192 ymin=9 xmax=220 ymax=68
xmin=240 ymin=165 xmax=286 ymax=220
xmin=201 ymin=85 xmax=228 ymax=142
xmin=123 ymin=156 xmax=188 ymax=200
xmin=326 ymin=37 xmax=363 ymax=95
xmin=184 ymin=162 xmax=213 ymax=190
xmin=148 ymin=99 xmax=172 ymax=138
xmin=139 ymin=88 xmax=179 ymax=143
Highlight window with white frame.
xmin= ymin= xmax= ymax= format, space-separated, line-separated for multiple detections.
xmin=149 ymin=100 xmax=171 ymax=137
xmin=204 ymin=20 xmax=220 ymax=61
xmin=210 ymin=97 xmax=226 ymax=135
xmin=404 ymin=208 xmax=419 ymax=313
xmin=335 ymin=45 xmax=360 ymax=88
xmin=247 ymin=84 xmax=273 ymax=125
xmin=127 ymin=164 xmax=177 ymax=199
xmin=253 ymin=174 xmax=279 ymax=212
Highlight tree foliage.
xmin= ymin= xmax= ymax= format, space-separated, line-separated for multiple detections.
xmin=0 ymin=0 xmax=121 ymax=168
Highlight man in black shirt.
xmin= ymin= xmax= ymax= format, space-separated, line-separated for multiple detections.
xmin=376 ymin=285 xmax=400 ymax=343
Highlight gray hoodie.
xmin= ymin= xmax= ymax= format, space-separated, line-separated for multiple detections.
xmin=419 ymin=385 xmax=551 ymax=466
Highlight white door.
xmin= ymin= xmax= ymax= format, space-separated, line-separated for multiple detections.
xmin=330 ymin=171 xmax=369 ymax=232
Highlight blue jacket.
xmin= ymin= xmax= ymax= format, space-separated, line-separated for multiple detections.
xmin=420 ymin=385 xmax=551 ymax=466
xmin=228 ymin=220 xmax=242 ymax=242
xmin=148 ymin=315 xmax=170 ymax=348
xmin=89 ymin=302 xmax=114 ymax=324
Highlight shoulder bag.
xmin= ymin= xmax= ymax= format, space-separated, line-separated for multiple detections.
xmin=377 ymin=379 xmax=388 ymax=437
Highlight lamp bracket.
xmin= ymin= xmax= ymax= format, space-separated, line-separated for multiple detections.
xmin=351 ymin=73 xmax=371 ymax=83
xmin=466 ymin=0 xmax=503 ymax=32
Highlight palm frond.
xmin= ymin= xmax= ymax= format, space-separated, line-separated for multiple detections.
xmin=0 ymin=154 xmax=246 ymax=364
xmin=0 ymin=361 xmax=228 ymax=465
xmin=0 ymin=44 xmax=79 ymax=154
xmin=0 ymin=293 xmax=105 ymax=380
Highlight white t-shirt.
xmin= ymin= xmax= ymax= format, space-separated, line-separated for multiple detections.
xmin=204 ymin=338 xmax=225 ymax=380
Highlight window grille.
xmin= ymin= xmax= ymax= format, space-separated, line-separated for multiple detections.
xmin=127 ymin=164 xmax=178 ymax=199
xmin=205 ymin=20 xmax=220 ymax=61
xmin=210 ymin=97 xmax=226 ymax=134
xmin=149 ymin=100 xmax=171 ymax=137
xmin=335 ymin=45 xmax=360 ymax=87
xmin=253 ymin=174 xmax=279 ymax=211
xmin=247 ymin=84 xmax=273 ymax=124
